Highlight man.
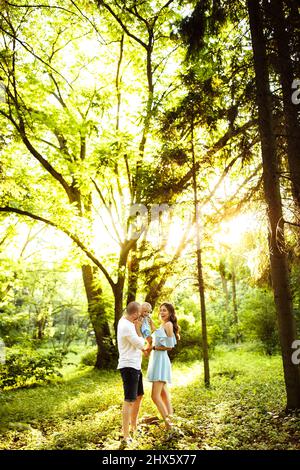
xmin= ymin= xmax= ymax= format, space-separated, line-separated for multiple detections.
xmin=117 ymin=301 xmax=146 ymax=446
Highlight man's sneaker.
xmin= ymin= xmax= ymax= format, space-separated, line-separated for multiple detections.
xmin=131 ymin=427 xmax=142 ymax=435
xmin=165 ymin=426 xmax=184 ymax=441
xmin=119 ymin=437 xmax=133 ymax=449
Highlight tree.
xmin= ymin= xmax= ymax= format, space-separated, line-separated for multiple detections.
xmin=0 ymin=0 xmax=185 ymax=365
xmin=191 ymin=114 xmax=210 ymax=387
xmin=151 ymin=0 xmax=263 ymax=384
xmin=268 ymin=0 xmax=300 ymax=218
xmin=0 ymin=2 xmax=116 ymax=366
xmin=247 ymin=0 xmax=300 ymax=410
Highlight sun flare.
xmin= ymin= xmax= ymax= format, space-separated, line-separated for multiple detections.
xmin=214 ymin=212 xmax=259 ymax=248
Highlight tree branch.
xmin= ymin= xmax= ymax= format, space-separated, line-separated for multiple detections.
xmin=91 ymin=178 xmax=123 ymax=244
xmin=69 ymin=0 xmax=106 ymax=44
xmin=6 ymin=2 xmax=82 ymax=17
xmin=0 ymin=18 xmax=73 ymax=88
xmin=98 ymin=0 xmax=148 ymax=49
xmin=283 ymin=220 xmax=300 ymax=228
xmin=157 ymin=0 xmax=176 ymax=16
xmin=0 ymin=108 xmax=74 ymax=200
xmin=171 ymin=119 xmax=257 ymax=193
xmin=0 ymin=206 xmax=116 ymax=289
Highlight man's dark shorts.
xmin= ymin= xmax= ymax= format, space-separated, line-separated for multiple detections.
xmin=119 ymin=367 xmax=144 ymax=402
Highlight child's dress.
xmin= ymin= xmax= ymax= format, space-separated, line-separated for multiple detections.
xmin=146 ymin=326 xmax=177 ymax=384
xmin=141 ymin=317 xmax=151 ymax=339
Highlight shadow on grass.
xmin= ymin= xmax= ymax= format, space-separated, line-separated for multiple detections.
xmin=1 ymin=351 xmax=297 ymax=450
xmin=0 ymin=367 xmax=121 ymax=424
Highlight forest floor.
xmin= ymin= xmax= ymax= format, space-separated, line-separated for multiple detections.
xmin=1 ymin=346 xmax=300 ymax=450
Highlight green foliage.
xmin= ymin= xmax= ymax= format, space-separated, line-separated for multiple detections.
xmin=0 ymin=349 xmax=299 ymax=450
xmin=80 ymin=348 xmax=98 ymax=367
xmin=239 ymin=290 xmax=279 ymax=355
xmin=169 ymin=317 xmax=200 ymax=362
xmin=0 ymin=349 xmax=66 ymax=390
xmin=0 ymin=0 xmax=298 ymax=425
xmin=170 ymin=318 xmax=221 ymax=363
xmin=0 ymin=223 xmax=89 ymax=353
xmin=0 ymin=310 xmax=29 ymax=347
xmin=290 ymin=263 xmax=300 ymax=335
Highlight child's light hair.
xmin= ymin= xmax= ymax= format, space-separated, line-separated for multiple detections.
xmin=142 ymin=302 xmax=152 ymax=312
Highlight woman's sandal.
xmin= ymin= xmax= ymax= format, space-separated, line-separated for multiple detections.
xmin=164 ymin=415 xmax=174 ymax=430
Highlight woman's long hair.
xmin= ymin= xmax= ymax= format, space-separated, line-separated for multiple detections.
xmin=160 ymin=302 xmax=180 ymax=341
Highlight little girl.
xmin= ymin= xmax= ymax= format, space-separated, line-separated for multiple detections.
xmin=139 ymin=302 xmax=155 ymax=350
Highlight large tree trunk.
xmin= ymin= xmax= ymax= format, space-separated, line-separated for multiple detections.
xmin=37 ymin=317 xmax=45 ymax=341
xmin=248 ymin=0 xmax=300 ymax=409
xmin=144 ymin=266 xmax=172 ymax=309
xmin=145 ymin=287 xmax=160 ymax=309
xmin=269 ymin=0 xmax=300 ymax=215
xmin=81 ymin=265 xmax=114 ymax=369
xmin=126 ymin=245 xmax=140 ymax=304
xmin=34 ymin=314 xmax=46 ymax=341
xmin=195 ymin=239 xmax=210 ymax=387
xmin=71 ymin=188 xmax=116 ymax=368
xmin=113 ymin=243 xmax=132 ymax=335
xmin=114 ymin=283 xmax=124 ymax=337
xmin=231 ymin=266 xmax=239 ymax=342
xmin=191 ymin=118 xmax=210 ymax=387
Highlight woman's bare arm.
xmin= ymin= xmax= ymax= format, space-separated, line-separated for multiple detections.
xmin=164 ymin=321 xmax=174 ymax=337
xmin=150 ymin=317 xmax=156 ymax=332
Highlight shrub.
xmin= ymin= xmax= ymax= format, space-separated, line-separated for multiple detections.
xmin=80 ymin=348 xmax=97 ymax=367
xmin=240 ymin=290 xmax=279 ymax=355
xmin=0 ymin=349 xmax=65 ymax=390
xmin=0 ymin=311 xmax=29 ymax=346
xmin=170 ymin=318 xmax=220 ymax=362
xmin=173 ymin=344 xmax=202 ymax=363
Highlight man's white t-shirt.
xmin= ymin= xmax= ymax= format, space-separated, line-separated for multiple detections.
xmin=117 ymin=317 xmax=145 ymax=370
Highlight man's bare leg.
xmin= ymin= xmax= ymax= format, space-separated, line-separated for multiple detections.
xmin=130 ymin=395 xmax=143 ymax=433
xmin=122 ymin=401 xmax=133 ymax=439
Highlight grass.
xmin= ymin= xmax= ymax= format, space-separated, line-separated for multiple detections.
xmin=0 ymin=346 xmax=300 ymax=450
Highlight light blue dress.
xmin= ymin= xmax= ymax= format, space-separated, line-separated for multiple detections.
xmin=141 ymin=316 xmax=151 ymax=338
xmin=146 ymin=326 xmax=177 ymax=384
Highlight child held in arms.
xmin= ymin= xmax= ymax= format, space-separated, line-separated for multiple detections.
xmin=139 ymin=302 xmax=155 ymax=351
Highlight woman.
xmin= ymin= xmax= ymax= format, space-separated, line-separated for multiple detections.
xmin=146 ymin=302 xmax=180 ymax=430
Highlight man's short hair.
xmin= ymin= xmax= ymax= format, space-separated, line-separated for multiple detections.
xmin=126 ymin=301 xmax=140 ymax=316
